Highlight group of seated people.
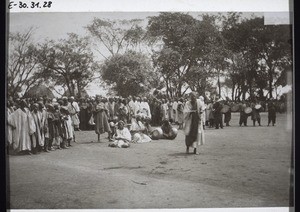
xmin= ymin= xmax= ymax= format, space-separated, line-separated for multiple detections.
xmin=108 ymin=113 xmax=178 ymax=148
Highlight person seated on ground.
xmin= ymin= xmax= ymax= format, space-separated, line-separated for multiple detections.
xmin=161 ymin=120 xmax=178 ymax=140
xmin=109 ymin=121 xmax=131 ymax=148
xmin=108 ymin=116 xmax=119 ymax=141
xmin=130 ymin=114 xmax=152 ymax=143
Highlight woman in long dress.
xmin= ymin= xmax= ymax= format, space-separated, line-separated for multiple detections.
xmin=183 ymin=92 xmax=205 ymax=155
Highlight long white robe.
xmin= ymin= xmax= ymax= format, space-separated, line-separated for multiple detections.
xmin=183 ymin=99 xmax=205 ymax=147
xmin=128 ymin=100 xmax=135 ymax=115
xmin=7 ymin=108 xmax=14 ymax=145
xmin=11 ymin=108 xmax=36 ymax=152
xmin=109 ymin=127 xmax=131 ymax=148
xmin=68 ymin=102 xmax=80 ymax=127
xmin=172 ymin=101 xmax=178 ymax=122
xmin=201 ymin=102 xmax=207 ymax=124
xmin=133 ymin=101 xmax=142 ymax=116
xmin=115 ymin=127 xmax=131 ymax=141
xmin=140 ymin=101 xmax=151 ymax=119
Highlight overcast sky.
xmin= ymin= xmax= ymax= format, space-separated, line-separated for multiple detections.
xmin=9 ymin=12 xmax=263 ymax=42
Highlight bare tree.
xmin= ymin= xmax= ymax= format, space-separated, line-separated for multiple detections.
xmin=8 ymin=28 xmax=41 ymax=98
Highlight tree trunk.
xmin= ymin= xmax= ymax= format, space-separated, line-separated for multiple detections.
xmin=268 ymin=70 xmax=273 ymax=99
xmin=248 ymin=79 xmax=253 ymax=101
xmin=65 ymin=81 xmax=72 ymax=97
xmin=236 ymin=84 xmax=241 ymax=101
xmin=77 ymin=81 xmax=81 ymax=97
xmin=166 ymin=79 xmax=170 ymax=98
xmin=177 ymin=81 xmax=182 ymax=98
xmin=231 ymin=82 xmax=235 ymax=101
xmin=71 ymin=83 xmax=76 ymax=96
xmin=217 ymin=70 xmax=221 ymax=99
xmin=242 ymin=86 xmax=246 ymax=101
xmin=200 ymin=78 xmax=206 ymax=97
xmin=65 ymin=76 xmax=74 ymax=97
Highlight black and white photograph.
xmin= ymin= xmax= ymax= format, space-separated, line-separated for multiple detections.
xmin=6 ymin=0 xmax=294 ymax=211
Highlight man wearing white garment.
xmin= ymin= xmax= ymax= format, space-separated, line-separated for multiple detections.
xmin=183 ymin=92 xmax=205 ymax=155
xmin=172 ymin=99 xmax=178 ymax=124
xmin=67 ymin=96 xmax=80 ymax=131
xmin=140 ymin=97 xmax=151 ymax=119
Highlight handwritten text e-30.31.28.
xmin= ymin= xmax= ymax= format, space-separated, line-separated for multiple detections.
xmin=8 ymin=1 xmax=52 ymax=9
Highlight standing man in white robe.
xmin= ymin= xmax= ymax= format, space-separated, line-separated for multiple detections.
xmin=10 ymin=100 xmax=36 ymax=154
xmin=183 ymin=92 xmax=205 ymax=155
xmin=161 ymin=99 xmax=169 ymax=122
xmin=68 ymin=96 xmax=80 ymax=131
xmin=199 ymin=96 xmax=207 ymax=129
xmin=140 ymin=97 xmax=151 ymax=119
xmin=134 ymin=97 xmax=142 ymax=116
xmin=172 ymin=99 xmax=178 ymax=124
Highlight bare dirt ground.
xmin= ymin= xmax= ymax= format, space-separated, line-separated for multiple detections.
xmin=7 ymin=112 xmax=292 ymax=209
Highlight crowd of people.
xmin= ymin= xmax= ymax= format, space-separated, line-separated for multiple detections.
xmin=6 ymin=93 xmax=283 ymax=155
